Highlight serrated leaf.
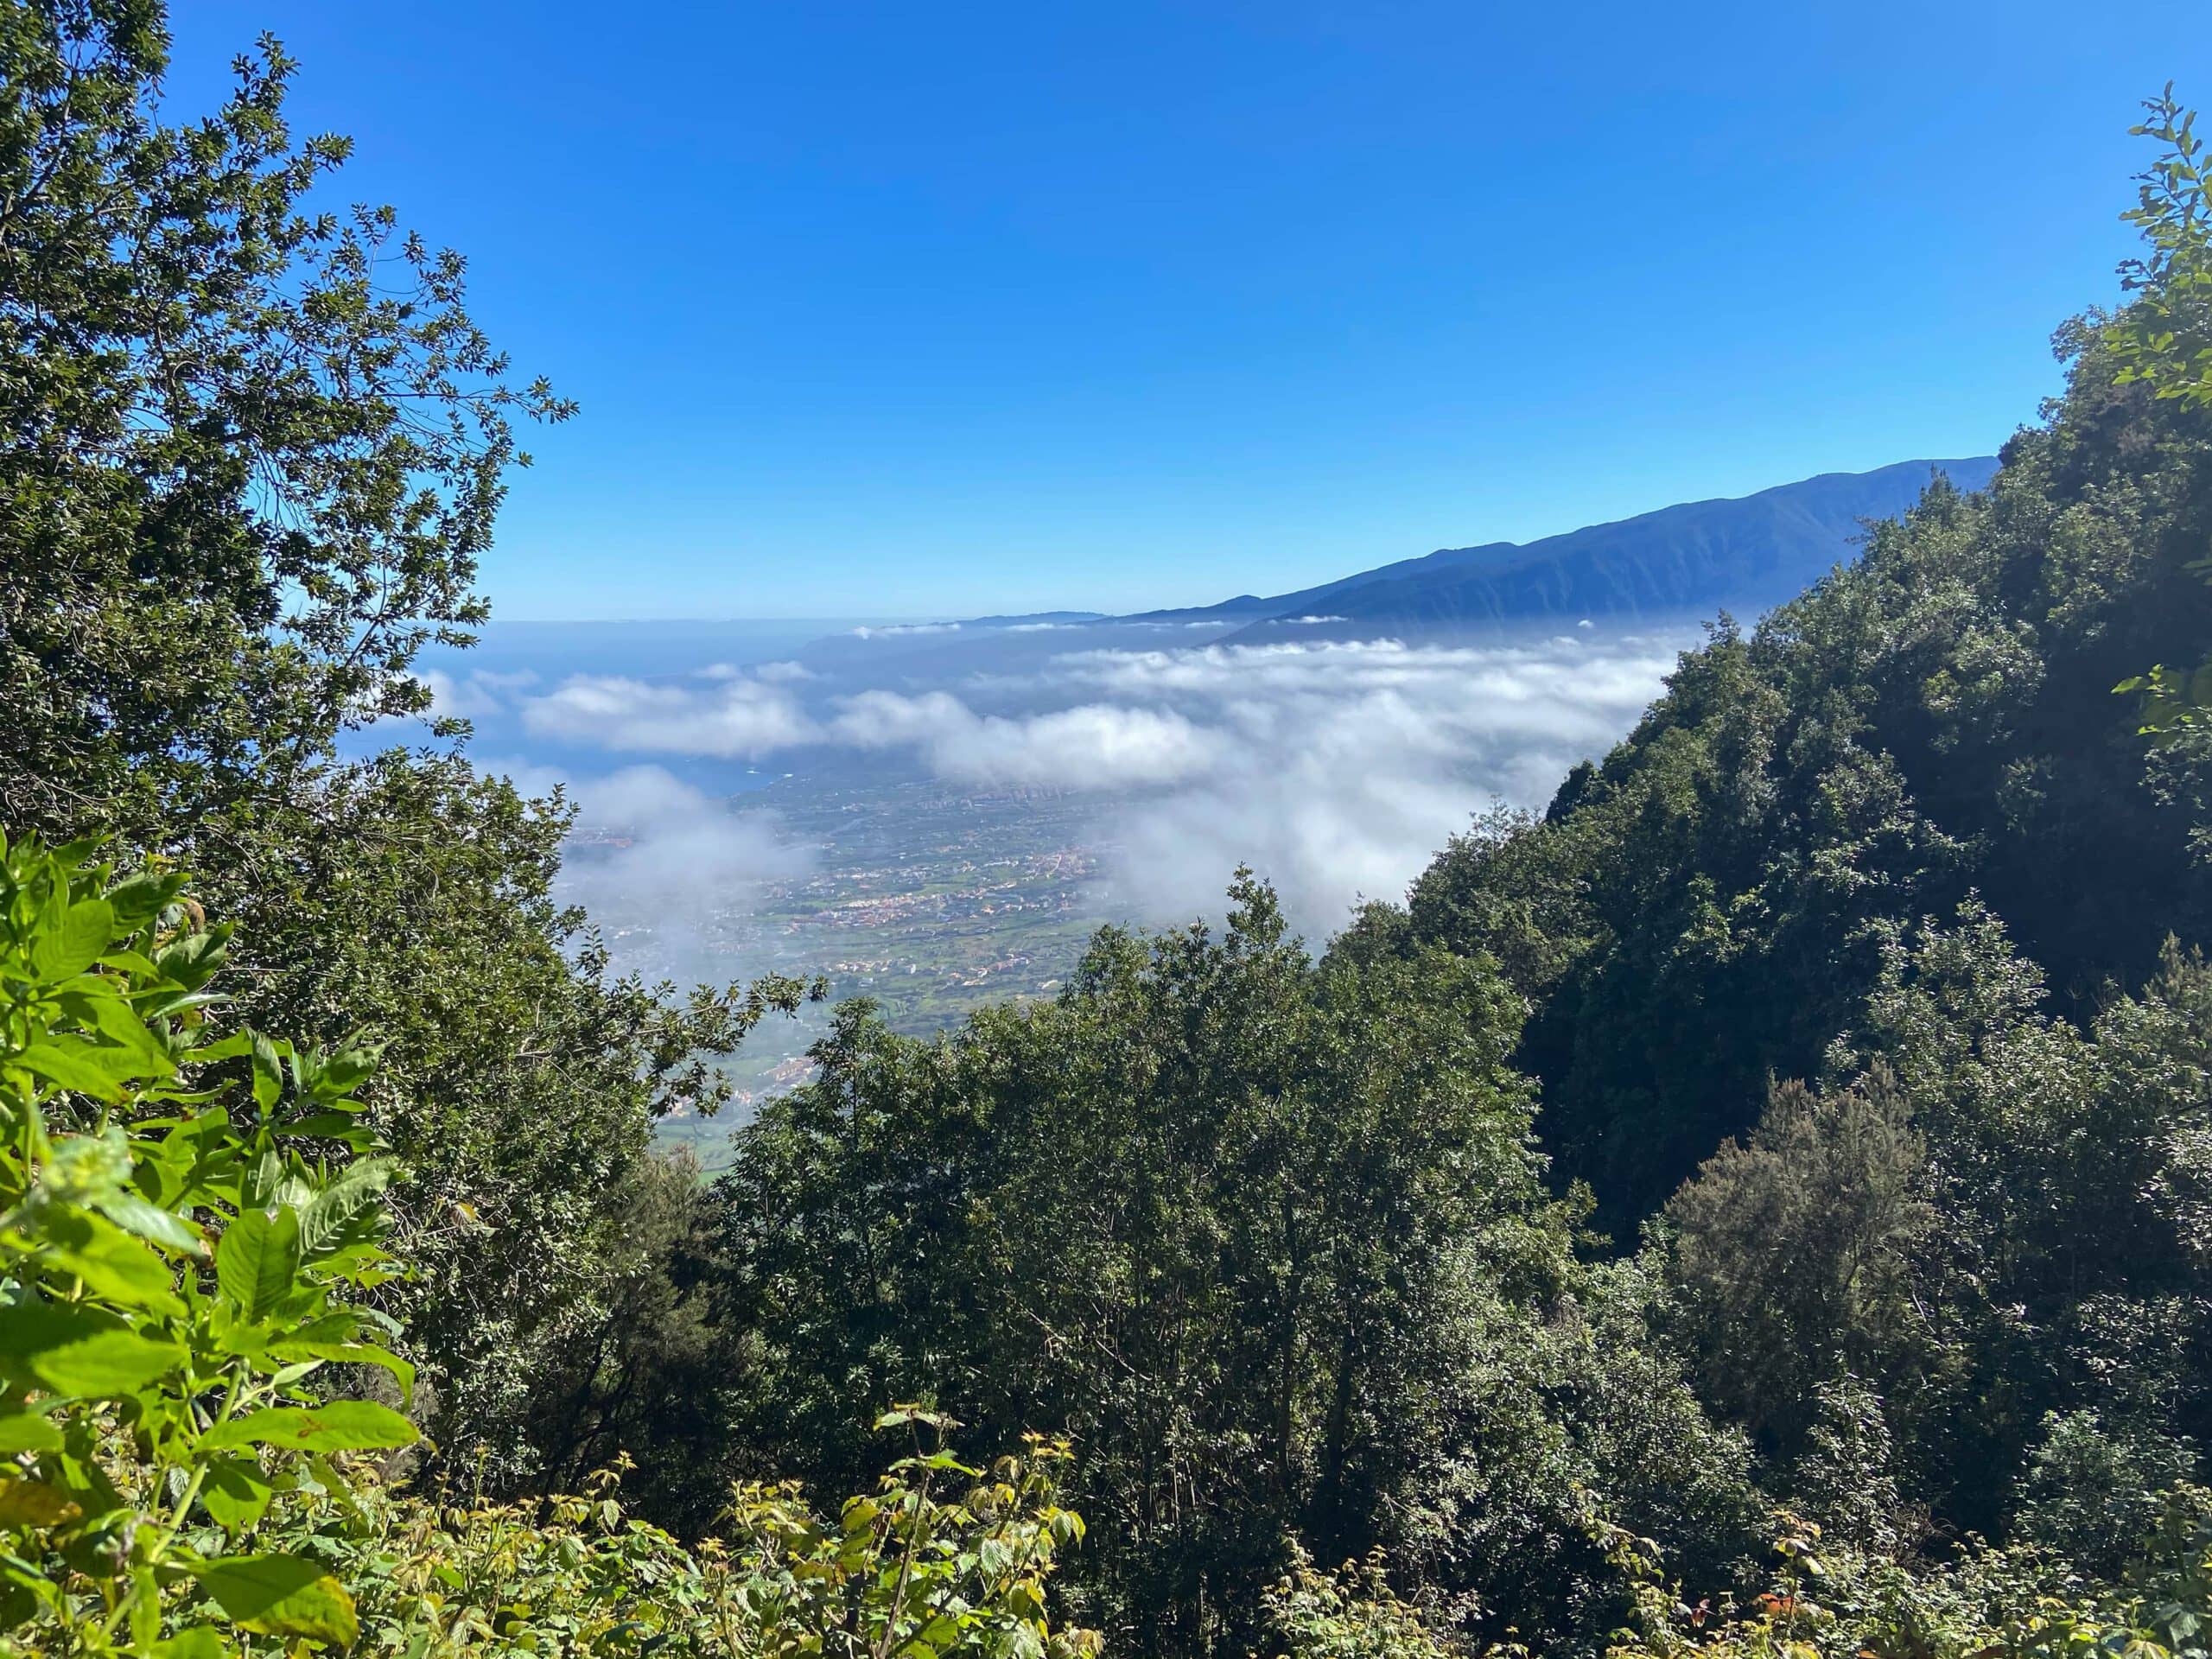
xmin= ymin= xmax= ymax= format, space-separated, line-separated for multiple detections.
xmin=204 ymin=1401 xmax=418 ymax=1453
xmin=191 ymin=1554 xmax=358 ymax=1646
xmin=0 ymin=1301 xmax=183 ymax=1396
xmin=31 ymin=898 xmax=113 ymax=982
xmin=216 ymin=1206 xmax=301 ymax=1321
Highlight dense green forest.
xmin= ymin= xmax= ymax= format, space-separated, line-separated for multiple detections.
xmin=4 ymin=2 xmax=2212 ymax=1655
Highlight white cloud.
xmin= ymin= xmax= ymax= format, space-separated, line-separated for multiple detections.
xmin=522 ymin=674 xmax=818 ymax=757
xmin=479 ymin=757 xmax=816 ymax=982
xmin=1038 ymin=635 xmax=1681 ymax=930
xmin=413 ymin=667 xmax=538 ymax=720
xmin=561 ymin=766 xmax=814 ymax=918
xmin=830 ymin=691 xmax=1225 ymax=789
xmin=495 ymin=631 xmax=1686 ymax=938
xmin=852 ymin=621 xmax=960 ymax=639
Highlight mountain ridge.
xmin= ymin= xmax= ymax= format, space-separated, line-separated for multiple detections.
xmin=1208 ymin=455 xmax=1999 ymax=641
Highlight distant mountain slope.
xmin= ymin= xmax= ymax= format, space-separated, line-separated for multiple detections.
xmin=803 ymin=455 xmax=2003 ymax=671
xmin=1219 ymin=456 xmax=1999 ymax=640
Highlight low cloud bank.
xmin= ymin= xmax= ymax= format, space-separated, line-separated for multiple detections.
xmin=521 ymin=671 xmax=817 ymax=758
xmin=1060 ymin=637 xmax=1677 ymax=927
xmin=830 ymin=691 xmax=1227 ymax=789
xmin=459 ymin=632 xmax=1682 ymax=936
xmin=485 ymin=759 xmax=816 ymax=979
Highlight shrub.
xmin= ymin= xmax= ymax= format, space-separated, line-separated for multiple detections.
xmin=0 ymin=833 xmax=1096 ymax=1658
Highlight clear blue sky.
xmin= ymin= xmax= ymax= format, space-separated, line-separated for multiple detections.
xmin=168 ymin=1 xmax=2211 ymax=620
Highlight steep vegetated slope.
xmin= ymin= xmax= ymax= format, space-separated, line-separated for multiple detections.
xmin=7 ymin=5 xmax=2212 ymax=1658
xmin=1402 ymin=321 xmax=2212 ymax=1224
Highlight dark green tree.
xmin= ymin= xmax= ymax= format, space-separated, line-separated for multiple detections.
xmin=0 ymin=0 xmax=804 ymax=1478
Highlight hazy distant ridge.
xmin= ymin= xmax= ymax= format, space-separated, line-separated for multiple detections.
xmin=1122 ymin=455 xmax=2000 ymax=641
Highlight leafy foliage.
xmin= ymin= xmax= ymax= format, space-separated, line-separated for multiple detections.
xmin=0 ymin=831 xmax=416 ymax=1652
xmin=613 ymin=877 xmax=1764 ymax=1656
xmin=0 ymin=0 xmax=812 ymax=1480
xmin=0 ymin=839 xmax=1090 ymax=1659
xmin=9 ymin=8 xmax=2212 ymax=1659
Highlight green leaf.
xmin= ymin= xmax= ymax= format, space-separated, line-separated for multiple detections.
xmin=149 ymin=1628 xmax=231 ymax=1659
xmin=31 ymin=898 xmax=113 ymax=982
xmin=215 ymin=1206 xmax=302 ymax=1321
xmin=0 ymin=1301 xmax=183 ymax=1396
xmin=248 ymin=1033 xmax=283 ymax=1114
xmin=105 ymin=871 xmax=182 ymax=930
xmin=192 ymin=1554 xmax=358 ymax=1646
xmin=0 ymin=1478 xmax=82 ymax=1527
xmin=205 ymin=1400 xmax=418 ymax=1453
xmin=0 ymin=1414 xmax=63 ymax=1454
xmin=268 ymin=1339 xmax=416 ymax=1400
xmin=12 ymin=1038 xmax=128 ymax=1102
xmin=296 ymin=1158 xmax=396 ymax=1259
xmin=78 ymin=989 xmax=175 ymax=1077
xmin=43 ymin=1211 xmax=184 ymax=1316
xmin=153 ymin=931 xmax=228 ymax=993
xmin=200 ymin=1455 xmax=275 ymax=1532
xmin=95 ymin=1192 xmax=203 ymax=1253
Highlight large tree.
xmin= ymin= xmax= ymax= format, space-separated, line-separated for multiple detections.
xmin=616 ymin=880 xmax=1763 ymax=1658
xmin=0 ymin=0 xmax=800 ymax=1478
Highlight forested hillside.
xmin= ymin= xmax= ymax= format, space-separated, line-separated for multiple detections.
xmin=3 ymin=3 xmax=2211 ymax=1657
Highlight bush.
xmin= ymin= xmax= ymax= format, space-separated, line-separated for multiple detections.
xmin=0 ymin=833 xmax=1096 ymax=1658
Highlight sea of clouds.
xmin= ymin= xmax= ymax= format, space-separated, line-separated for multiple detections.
xmin=424 ymin=627 xmax=1688 ymax=938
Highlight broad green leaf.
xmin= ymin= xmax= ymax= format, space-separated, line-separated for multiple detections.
xmin=249 ymin=1033 xmax=283 ymax=1113
xmin=96 ymin=1192 xmax=203 ymax=1253
xmin=215 ymin=1206 xmax=301 ymax=1321
xmin=50 ymin=836 xmax=99 ymax=871
xmin=149 ymin=1628 xmax=231 ymax=1659
xmin=200 ymin=1455 xmax=275 ymax=1532
xmin=0 ymin=1301 xmax=183 ymax=1396
xmin=205 ymin=1401 xmax=418 ymax=1453
xmin=78 ymin=990 xmax=175 ymax=1077
xmin=31 ymin=898 xmax=113 ymax=982
xmin=42 ymin=1211 xmax=183 ymax=1316
xmin=268 ymin=1339 xmax=416 ymax=1399
xmin=191 ymin=1554 xmax=358 ymax=1646
xmin=104 ymin=870 xmax=182 ymax=929
xmin=0 ymin=1414 xmax=63 ymax=1454
xmin=12 ymin=1039 xmax=127 ymax=1102
xmin=153 ymin=931 xmax=228 ymax=992
xmin=297 ymin=1158 xmax=396 ymax=1258
xmin=130 ymin=1567 xmax=160 ymax=1649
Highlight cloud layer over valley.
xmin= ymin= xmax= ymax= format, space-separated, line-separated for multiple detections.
xmin=440 ymin=628 xmax=1687 ymax=935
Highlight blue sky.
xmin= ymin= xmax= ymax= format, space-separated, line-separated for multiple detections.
xmin=168 ymin=1 xmax=2211 ymax=620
